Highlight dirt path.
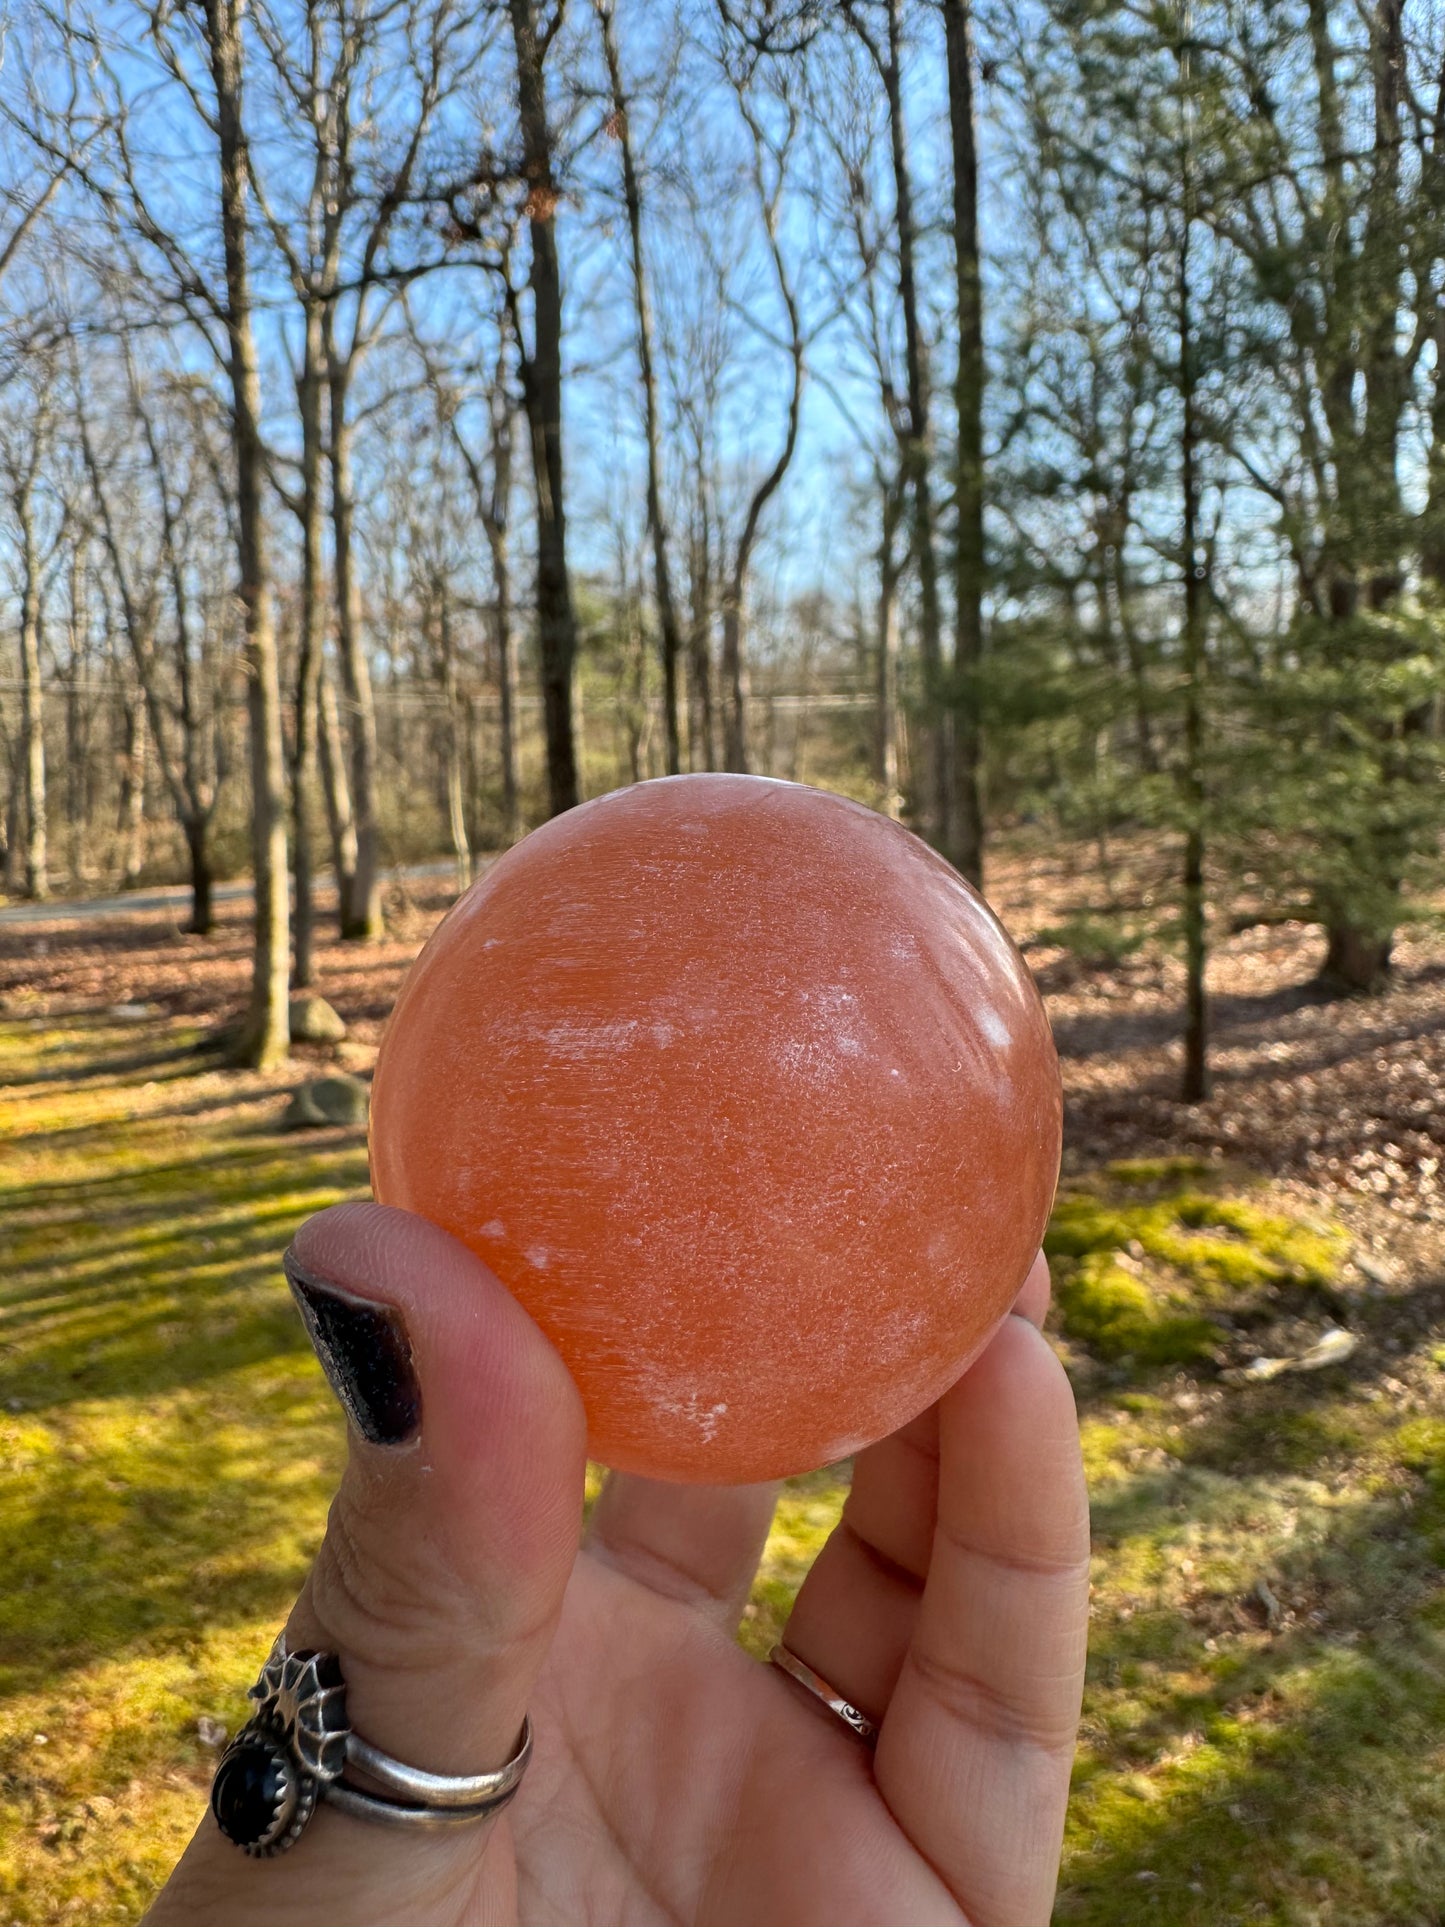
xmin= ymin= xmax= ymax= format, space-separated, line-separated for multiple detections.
xmin=0 ymin=860 xmax=459 ymax=926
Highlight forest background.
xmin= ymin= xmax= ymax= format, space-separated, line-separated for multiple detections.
xmin=2 ymin=0 xmax=1444 ymax=1922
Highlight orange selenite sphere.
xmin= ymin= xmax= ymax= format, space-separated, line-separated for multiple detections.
xmin=370 ymin=775 xmax=1061 ymax=1483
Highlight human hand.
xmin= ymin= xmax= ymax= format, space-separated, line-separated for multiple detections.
xmin=146 ymin=1202 xmax=1088 ymax=1927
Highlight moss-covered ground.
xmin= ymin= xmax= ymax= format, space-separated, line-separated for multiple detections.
xmin=3 ymin=1015 xmax=1443 ymax=1925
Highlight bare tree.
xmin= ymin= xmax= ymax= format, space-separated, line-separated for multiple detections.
xmin=253 ymin=0 xmax=484 ymax=941
xmin=435 ymin=330 xmax=524 ymax=843
xmin=206 ymin=0 xmax=290 ymax=1060
xmin=941 ymin=0 xmax=985 ymax=885
xmin=2 ymin=375 xmax=60 ymax=899
xmin=839 ymin=0 xmax=946 ymax=838
xmin=1175 ymin=12 xmax=1208 ymax=1101
xmin=874 ymin=467 xmax=905 ymax=813
xmin=714 ymin=67 xmax=805 ymax=773
xmin=0 ymin=325 xmax=82 ymax=901
xmin=596 ymin=0 xmax=684 ymax=774
xmin=26 ymin=0 xmax=294 ymax=1057
xmin=76 ymin=344 xmax=233 ymax=933
xmin=501 ymin=0 xmax=584 ymax=815
xmin=668 ymin=299 xmax=726 ymax=770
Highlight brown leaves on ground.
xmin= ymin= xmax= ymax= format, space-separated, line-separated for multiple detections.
xmin=984 ymin=837 xmax=1445 ymax=1249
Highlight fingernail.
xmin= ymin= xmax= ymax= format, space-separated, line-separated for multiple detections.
xmin=284 ymin=1250 xmax=422 ymax=1446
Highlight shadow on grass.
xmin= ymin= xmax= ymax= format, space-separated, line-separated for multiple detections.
xmin=3 ymin=1119 xmax=369 ymax=1411
xmin=0 ymin=1365 xmax=343 ymax=1703
xmin=0 ymin=1031 xmax=368 ymax=1768
xmin=1058 ymin=1280 xmax=1445 ymax=1925
xmin=1070 ymin=1268 xmax=1445 ymax=1487
xmin=2 ymin=1036 xmax=227 ymax=1093
xmin=1060 ymin=1472 xmax=1445 ymax=1922
xmin=0 ymin=1086 xmax=316 ymax=1157
xmin=1 ymin=1134 xmax=364 ymax=1214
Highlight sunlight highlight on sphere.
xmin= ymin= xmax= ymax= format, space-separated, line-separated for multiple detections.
xmin=370 ymin=774 xmax=1062 ymax=1483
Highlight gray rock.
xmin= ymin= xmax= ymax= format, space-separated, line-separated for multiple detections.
xmin=289 ymin=993 xmax=347 ymax=1043
xmin=283 ymin=1073 xmax=369 ymax=1129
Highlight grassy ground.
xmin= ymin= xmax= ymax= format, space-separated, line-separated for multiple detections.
xmin=3 ymin=1004 xmax=1443 ymax=1925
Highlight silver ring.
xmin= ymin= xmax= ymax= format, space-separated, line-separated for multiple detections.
xmin=210 ymin=1634 xmax=532 ymax=1855
xmin=769 ymin=1643 xmax=880 ymax=1747
xmin=345 ymin=1716 xmax=532 ymax=1808
xmin=324 ymin=1777 xmax=523 ymax=1829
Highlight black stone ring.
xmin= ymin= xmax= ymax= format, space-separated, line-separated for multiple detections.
xmin=210 ymin=1635 xmax=532 ymax=1856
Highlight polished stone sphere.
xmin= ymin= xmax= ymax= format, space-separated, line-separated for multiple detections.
xmin=370 ymin=775 xmax=1061 ymax=1483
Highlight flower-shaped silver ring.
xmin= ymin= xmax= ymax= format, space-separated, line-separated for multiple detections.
xmin=210 ymin=1634 xmax=532 ymax=1855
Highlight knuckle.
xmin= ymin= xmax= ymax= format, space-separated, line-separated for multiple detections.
xmin=310 ymin=1487 xmax=470 ymax=1676
xmin=305 ymin=1473 xmax=563 ymax=1676
xmin=906 ymin=1643 xmax=1080 ymax=1757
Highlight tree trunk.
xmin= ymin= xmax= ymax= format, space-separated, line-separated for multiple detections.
xmin=66 ymin=673 xmax=85 ymax=886
xmin=65 ymin=549 xmax=88 ymax=886
xmin=16 ymin=490 xmax=48 ymax=900
xmin=876 ymin=475 xmax=903 ymax=817
xmin=327 ymin=350 xmax=383 ymax=938
xmin=622 ymin=588 xmax=646 ymax=784
xmin=480 ymin=390 xmax=521 ymax=842
xmin=509 ymin=0 xmax=580 ymax=818
xmin=317 ymin=651 xmax=360 ymax=907
xmin=1177 ymin=15 xmax=1209 ymax=1102
xmin=207 ymin=0 xmax=289 ymax=1067
xmin=292 ymin=304 xmax=326 ymax=987
xmin=128 ymin=343 xmax=224 ymax=937
xmin=1320 ymin=918 xmax=1394 ymax=992
xmin=495 ymin=537 xmax=521 ymax=842
xmin=119 ymin=695 xmax=147 ymax=888
xmin=1105 ymin=523 xmax=1158 ymax=775
xmin=688 ymin=498 xmax=716 ymax=770
xmin=720 ymin=590 xmax=750 ymax=773
xmin=882 ymin=0 xmax=947 ymax=846
xmin=185 ymin=814 xmax=215 ymax=936
xmin=437 ymin=577 xmax=472 ymax=889
xmin=3 ymin=754 xmax=21 ymax=895
xmin=597 ymin=0 xmax=682 ymax=776
xmin=941 ymin=0 xmax=986 ymax=887
xmin=1421 ymin=292 xmax=1445 ymax=589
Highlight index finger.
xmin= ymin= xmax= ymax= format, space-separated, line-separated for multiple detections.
xmin=875 ymin=1315 xmax=1089 ymax=1927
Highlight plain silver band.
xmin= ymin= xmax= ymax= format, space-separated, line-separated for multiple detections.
xmin=769 ymin=1643 xmax=880 ymax=1746
xmin=324 ymin=1779 xmax=520 ymax=1829
xmin=343 ymin=1716 xmax=533 ymax=1807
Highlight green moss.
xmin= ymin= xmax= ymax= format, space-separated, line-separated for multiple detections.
xmin=1048 ymin=1187 xmax=1345 ymax=1297
xmin=1056 ymin=1254 xmax=1219 ymax=1364
xmin=1106 ymin=1156 xmax=1216 ymax=1187
xmin=739 ymin=1471 xmax=846 ymax=1658
xmin=1046 ymin=1194 xmax=1139 ymax=1258
xmin=1397 ymin=1417 xmax=1445 ymax=1468
xmin=1168 ymin=1194 xmax=1346 ymax=1286
xmin=1079 ymin=1418 xmax=1134 ymax=1483
xmin=1397 ymin=1417 xmax=1445 ymax=1542
xmin=1046 ymin=1174 xmax=1348 ymax=1372
xmin=1246 ymin=1407 xmax=1367 ymax=1472
xmin=1061 ymin=1639 xmax=1445 ymax=1925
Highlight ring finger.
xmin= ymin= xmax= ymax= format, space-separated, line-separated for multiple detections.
xmin=777 ymin=1254 xmax=1051 ymax=1727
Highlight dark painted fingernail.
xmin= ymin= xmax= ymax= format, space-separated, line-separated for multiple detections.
xmin=284 ymin=1250 xmax=421 ymax=1446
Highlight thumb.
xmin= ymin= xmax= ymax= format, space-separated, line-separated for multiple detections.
xmin=282 ymin=1201 xmax=587 ymax=1791
xmin=147 ymin=1200 xmax=588 ymax=1925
